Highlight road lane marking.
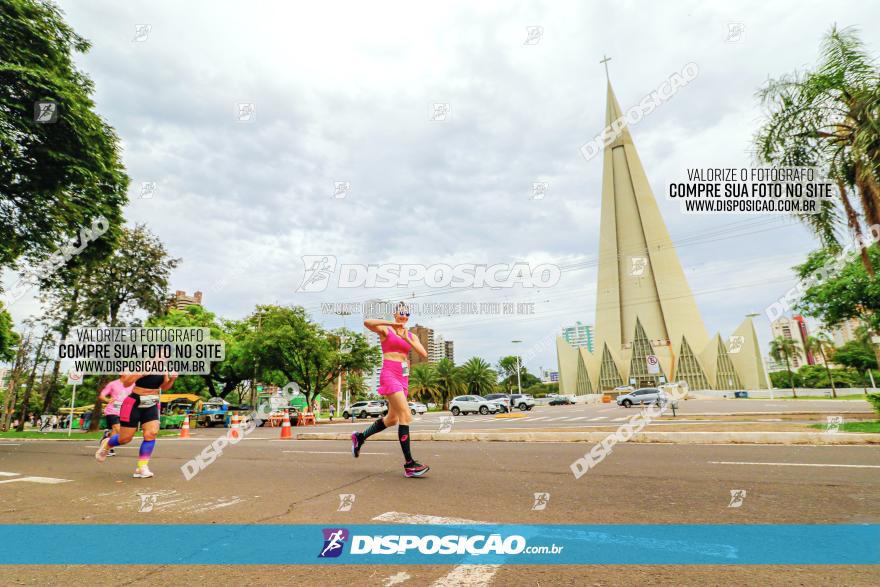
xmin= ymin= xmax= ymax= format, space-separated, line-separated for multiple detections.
xmin=527 ymin=417 xmax=548 ymax=421
xmin=709 ymin=461 xmax=880 ymax=469
xmin=282 ymin=450 xmax=388 ymax=455
xmin=589 ymin=417 xmax=606 ymax=421
xmin=0 ymin=443 xmax=21 ymax=446
xmin=0 ymin=476 xmax=71 ymax=484
xmin=612 ymin=417 xmax=628 ymax=422
xmin=0 ymin=472 xmax=20 ymax=476
xmin=373 ymin=512 xmax=499 ymax=586
xmin=570 ymin=417 xmax=589 ymax=421
xmin=546 ymin=417 xmax=568 ymax=421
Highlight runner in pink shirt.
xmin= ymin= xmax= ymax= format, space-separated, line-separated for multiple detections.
xmin=99 ymin=378 xmax=134 ymax=457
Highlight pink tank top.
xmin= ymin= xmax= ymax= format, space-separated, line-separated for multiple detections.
xmin=100 ymin=379 xmax=134 ymax=416
xmin=381 ymin=327 xmax=412 ymax=354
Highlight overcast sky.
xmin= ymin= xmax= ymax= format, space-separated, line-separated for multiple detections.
xmin=5 ymin=1 xmax=878 ymax=374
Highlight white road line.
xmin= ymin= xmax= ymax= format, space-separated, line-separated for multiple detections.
xmin=589 ymin=417 xmax=607 ymax=421
xmin=546 ymin=417 xmax=568 ymax=422
xmin=0 ymin=472 xmax=19 ymax=476
xmin=0 ymin=476 xmax=72 ymax=485
xmin=709 ymin=461 xmax=880 ymax=469
xmin=527 ymin=416 xmax=549 ymax=421
xmin=373 ymin=512 xmax=499 ymax=587
xmin=282 ymin=450 xmax=388 ymax=455
xmin=0 ymin=443 xmax=21 ymax=446
xmin=611 ymin=417 xmax=627 ymax=422
xmin=569 ymin=417 xmax=589 ymax=421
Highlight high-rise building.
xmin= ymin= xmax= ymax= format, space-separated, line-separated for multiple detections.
xmin=561 ymin=321 xmax=594 ymax=352
xmin=829 ymin=317 xmax=865 ymax=347
xmin=770 ymin=316 xmax=809 ymax=369
xmin=444 ymin=340 xmax=455 ymax=364
xmin=171 ymin=290 xmax=203 ymax=310
xmin=408 ymin=324 xmax=435 ymax=366
xmin=556 ymin=75 xmax=768 ymax=392
xmin=431 ymin=334 xmax=446 ymax=363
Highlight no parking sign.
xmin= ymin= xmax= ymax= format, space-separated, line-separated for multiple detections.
xmin=67 ymin=370 xmax=84 ymax=386
xmin=646 ymin=355 xmax=660 ymax=375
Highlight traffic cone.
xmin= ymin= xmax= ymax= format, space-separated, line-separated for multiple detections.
xmin=280 ymin=410 xmax=293 ymax=440
xmin=180 ymin=416 xmax=191 ymax=438
xmin=230 ymin=413 xmax=241 ymax=440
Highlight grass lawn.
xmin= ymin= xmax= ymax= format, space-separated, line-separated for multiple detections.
xmin=808 ymin=421 xmax=880 ymax=433
xmin=0 ymin=429 xmax=181 ymax=440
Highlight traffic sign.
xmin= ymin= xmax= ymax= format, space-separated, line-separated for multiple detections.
xmin=646 ymin=355 xmax=660 ymax=375
xmin=67 ymin=370 xmax=84 ymax=386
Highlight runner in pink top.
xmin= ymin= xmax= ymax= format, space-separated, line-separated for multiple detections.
xmin=99 ymin=378 xmax=133 ymax=457
xmin=354 ymin=302 xmax=431 ymax=478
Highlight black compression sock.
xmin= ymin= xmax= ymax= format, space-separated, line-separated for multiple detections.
xmin=398 ymin=424 xmax=413 ymax=463
xmin=362 ymin=418 xmax=387 ymax=440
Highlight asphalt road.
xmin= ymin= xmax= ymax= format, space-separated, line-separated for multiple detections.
xmin=1 ymin=434 xmax=878 ymax=585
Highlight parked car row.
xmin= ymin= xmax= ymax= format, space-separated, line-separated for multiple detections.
xmin=342 ymin=400 xmax=428 ymax=419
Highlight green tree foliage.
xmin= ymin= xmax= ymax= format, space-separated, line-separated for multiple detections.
xmin=755 ymin=25 xmax=880 ymax=262
xmin=409 ymin=363 xmax=440 ymax=406
xmin=459 ymin=357 xmax=496 ymax=396
xmin=769 ymin=336 xmax=800 ymax=396
xmin=0 ymin=0 xmax=128 ymax=270
xmin=0 ymin=302 xmax=19 ymax=362
xmin=832 ymin=339 xmax=879 ymax=372
xmin=434 ymin=358 xmax=463 ymax=409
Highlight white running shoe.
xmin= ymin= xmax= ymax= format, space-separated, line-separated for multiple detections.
xmin=133 ymin=465 xmax=154 ymax=479
xmin=95 ymin=439 xmax=111 ymax=463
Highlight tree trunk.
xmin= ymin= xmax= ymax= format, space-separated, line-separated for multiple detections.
xmin=42 ymin=358 xmax=63 ymax=413
xmin=837 ymin=179 xmax=875 ymax=276
xmin=785 ymin=356 xmax=796 ymax=398
xmin=819 ymin=348 xmax=836 ymax=398
xmin=16 ymin=334 xmax=47 ymax=432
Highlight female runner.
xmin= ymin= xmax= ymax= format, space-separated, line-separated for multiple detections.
xmin=98 ymin=377 xmax=134 ymax=457
xmin=353 ymin=302 xmax=430 ymax=477
xmin=95 ymin=368 xmax=177 ymax=478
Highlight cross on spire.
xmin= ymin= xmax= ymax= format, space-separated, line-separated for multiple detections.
xmin=600 ymin=55 xmax=612 ymax=80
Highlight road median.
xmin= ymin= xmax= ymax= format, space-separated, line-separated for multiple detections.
xmin=294 ymin=430 xmax=880 ymax=445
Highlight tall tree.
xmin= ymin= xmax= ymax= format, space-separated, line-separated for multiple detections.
xmin=0 ymin=0 xmax=127 ymax=272
xmin=755 ymin=25 xmax=880 ymax=273
xmin=805 ymin=334 xmax=838 ymax=397
xmin=434 ymin=358 xmax=463 ymax=410
xmin=459 ymin=357 xmax=496 ymax=396
xmin=769 ymin=336 xmax=800 ymax=397
xmin=0 ymin=302 xmax=19 ymax=362
xmin=242 ymin=305 xmax=380 ymax=407
xmin=409 ymin=363 xmax=440 ymax=406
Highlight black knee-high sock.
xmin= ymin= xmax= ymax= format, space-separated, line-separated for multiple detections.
xmin=362 ymin=418 xmax=387 ymax=440
xmin=398 ymin=425 xmax=413 ymax=463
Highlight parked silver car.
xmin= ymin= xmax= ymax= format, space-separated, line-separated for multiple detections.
xmin=449 ymin=395 xmax=500 ymax=416
xmin=342 ymin=401 xmax=386 ymax=419
xmin=616 ymin=388 xmax=667 ymax=408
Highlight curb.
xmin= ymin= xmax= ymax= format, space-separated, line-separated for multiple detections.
xmin=293 ymin=431 xmax=880 ymax=445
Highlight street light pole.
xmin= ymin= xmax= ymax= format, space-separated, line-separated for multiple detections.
xmin=512 ymin=340 xmax=523 ymax=395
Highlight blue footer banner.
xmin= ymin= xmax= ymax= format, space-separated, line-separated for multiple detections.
xmin=1 ymin=524 xmax=876 ymax=565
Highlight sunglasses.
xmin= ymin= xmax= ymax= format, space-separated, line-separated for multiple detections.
xmin=398 ymin=312 xmax=410 ymax=317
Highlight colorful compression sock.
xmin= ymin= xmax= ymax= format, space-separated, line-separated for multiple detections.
xmin=137 ymin=439 xmax=156 ymax=469
xmin=106 ymin=434 xmax=120 ymax=448
xmin=361 ymin=418 xmax=387 ymax=440
xmin=398 ymin=425 xmax=413 ymax=463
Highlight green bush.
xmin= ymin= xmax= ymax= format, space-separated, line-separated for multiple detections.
xmin=867 ymin=393 xmax=880 ymax=416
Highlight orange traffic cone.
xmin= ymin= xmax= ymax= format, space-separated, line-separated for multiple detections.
xmin=180 ymin=416 xmax=191 ymax=438
xmin=230 ymin=413 xmax=241 ymax=440
xmin=280 ymin=410 xmax=293 ymax=439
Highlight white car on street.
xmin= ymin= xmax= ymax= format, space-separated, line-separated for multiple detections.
xmin=449 ymin=395 xmax=500 ymax=416
xmin=408 ymin=401 xmax=427 ymax=415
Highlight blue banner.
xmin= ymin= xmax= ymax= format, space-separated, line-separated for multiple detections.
xmin=0 ymin=524 xmax=876 ymax=565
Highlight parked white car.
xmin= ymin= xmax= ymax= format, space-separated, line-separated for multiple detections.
xmin=449 ymin=395 xmax=500 ymax=416
xmin=342 ymin=401 xmax=386 ymax=419
xmin=508 ymin=393 xmax=536 ymax=411
xmin=408 ymin=401 xmax=427 ymax=415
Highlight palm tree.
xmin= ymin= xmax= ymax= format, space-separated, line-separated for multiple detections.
xmin=408 ymin=364 xmax=440 ymax=407
xmin=459 ymin=357 xmax=497 ymax=397
xmin=770 ymin=336 xmax=800 ymax=397
xmin=434 ymin=358 xmax=463 ymax=410
xmin=755 ymin=26 xmax=880 ymax=275
xmin=805 ymin=334 xmax=838 ymax=397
